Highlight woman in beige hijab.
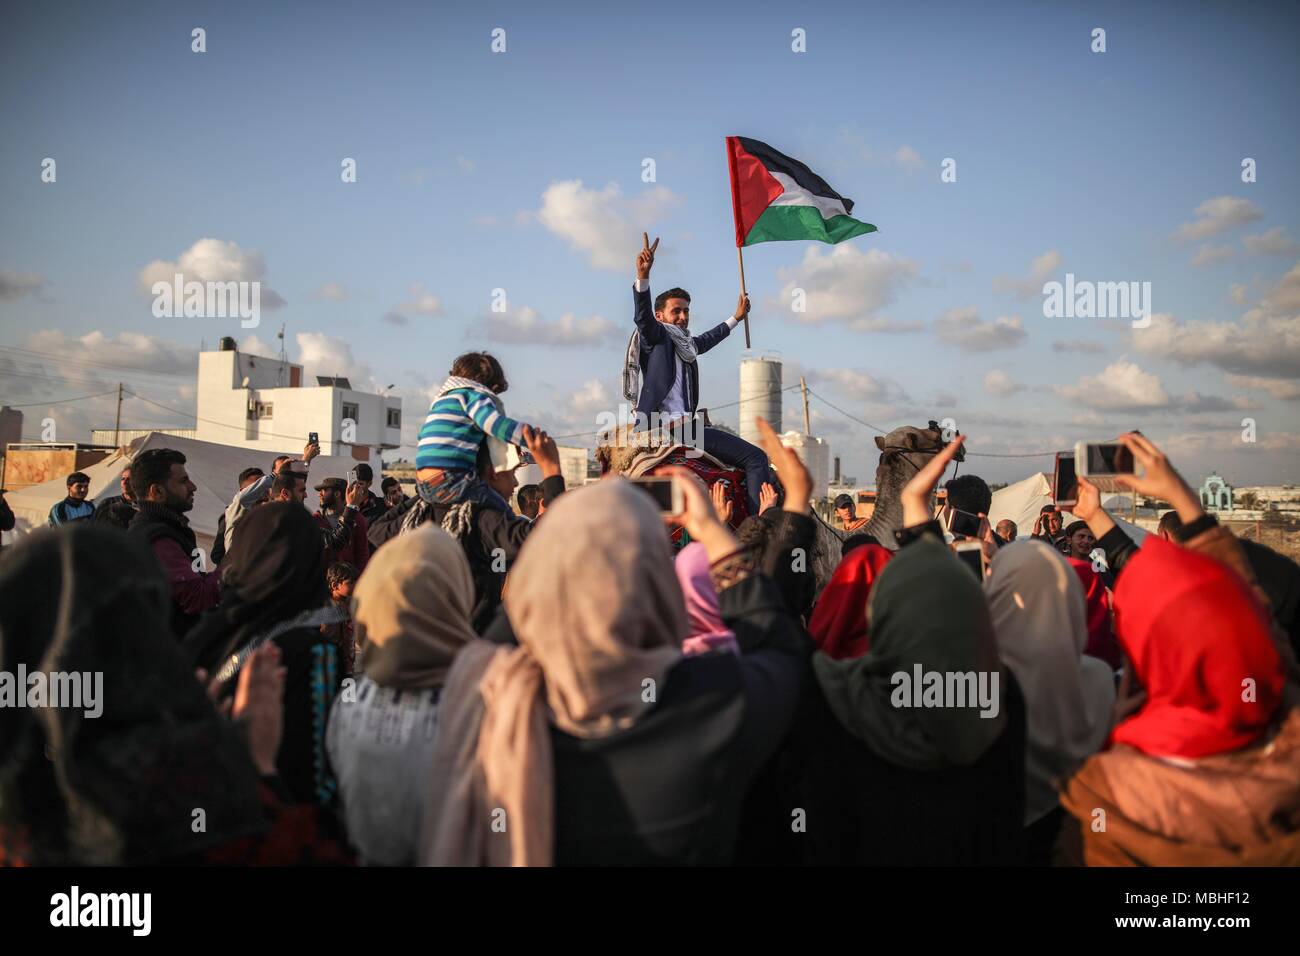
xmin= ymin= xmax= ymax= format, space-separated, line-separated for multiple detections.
xmin=326 ymin=524 xmax=477 ymax=865
xmin=984 ymin=540 xmax=1115 ymax=864
xmin=421 ymin=451 xmax=813 ymax=866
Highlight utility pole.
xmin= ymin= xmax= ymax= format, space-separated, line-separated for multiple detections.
xmin=113 ymin=383 xmax=123 ymax=449
xmin=800 ymin=376 xmax=811 ymax=435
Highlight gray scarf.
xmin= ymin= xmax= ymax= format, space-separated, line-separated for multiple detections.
xmin=623 ymin=323 xmax=697 ymax=402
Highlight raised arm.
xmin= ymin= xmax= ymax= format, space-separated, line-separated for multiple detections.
xmin=633 ymin=232 xmax=665 ymax=345
xmin=464 ymin=391 xmax=527 ymax=446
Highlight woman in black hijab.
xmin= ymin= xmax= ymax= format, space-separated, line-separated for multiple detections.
xmin=185 ymin=503 xmax=346 ymax=808
xmin=0 ymin=523 xmax=267 ymax=864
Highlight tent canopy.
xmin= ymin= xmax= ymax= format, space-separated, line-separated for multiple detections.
xmin=3 ymin=432 xmax=379 ymax=552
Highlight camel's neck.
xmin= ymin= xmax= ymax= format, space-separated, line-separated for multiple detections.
xmin=864 ymin=453 xmax=930 ymax=550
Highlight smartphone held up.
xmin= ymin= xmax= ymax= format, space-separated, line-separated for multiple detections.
xmin=630 ymin=475 xmax=684 ymax=516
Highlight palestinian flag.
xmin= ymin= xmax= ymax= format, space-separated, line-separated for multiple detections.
xmin=726 ymin=136 xmax=877 ymax=247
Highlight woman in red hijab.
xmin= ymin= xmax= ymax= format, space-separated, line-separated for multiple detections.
xmin=1065 ymin=559 xmax=1121 ymax=671
xmin=1059 ymin=537 xmax=1300 ymax=865
xmin=807 ymin=544 xmax=892 ymax=660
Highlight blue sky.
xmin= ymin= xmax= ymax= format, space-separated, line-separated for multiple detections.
xmin=2 ymin=0 xmax=1299 ymax=485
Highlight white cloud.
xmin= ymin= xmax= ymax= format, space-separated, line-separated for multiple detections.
xmin=894 ymin=145 xmax=924 ymax=170
xmin=1226 ymin=374 xmax=1300 ymax=400
xmin=1132 ymin=266 xmax=1300 ymax=378
xmin=983 ymin=370 xmax=1023 ymax=396
xmin=1190 ymin=244 xmax=1236 ymax=268
xmin=137 ymin=238 xmax=286 ymax=308
xmin=0 ymin=269 xmax=47 ymax=301
xmin=399 ymin=282 xmax=442 ymax=316
xmin=295 ymin=332 xmax=372 ymax=388
xmin=811 ymin=367 xmax=905 ymax=402
xmin=1242 ymin=227 xmax=1300 ymax=257
xmin=1052 ymin=339 xmax=1107 ymax=354
xmin=1055 ymin=359 xmax=1171 ymax=410
xmin=313 ymin=281 xmax=348 ymax=302
xmin=1054 ymin=360 xmax=1243 ymax=415
xmin=1229 ymin=283 xmax=1249 ymax=305
xmin=536 ymin=180 xmax=682 ymax=271
xmin=773 ymin=244 xmax=920 ymax=330
xmin=1171 ymin=196 xmax=1262 ymax=242
xmin=992 ymin=249 xmax=1062 ymax=299
xmin=482 ymin=307 xmax=619 ymax=346
xmin=935 ymin=307 xmax=1027 ymax=351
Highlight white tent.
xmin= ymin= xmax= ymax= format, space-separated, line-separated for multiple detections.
xmin=988 ymin=472 xmax=1149 ymax=546
xmin=3 ymin=432 xmax=379 ymax=562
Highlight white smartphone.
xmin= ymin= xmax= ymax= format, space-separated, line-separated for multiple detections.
xmin=1075 ymin=441 xmax=1135 ymax=478
xmin=630 ymin=475 xmax=684 ymax=515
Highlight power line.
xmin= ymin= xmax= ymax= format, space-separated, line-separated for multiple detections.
xmin=0 ymin=345 xmax=193 ymax=380
xmin=806 ymin=387 xmax=1056 ymax=459
xmin=123 ymin=389 xmax=321 ymax=444
xmin=2 ymin=388 xmax=120 ymax=408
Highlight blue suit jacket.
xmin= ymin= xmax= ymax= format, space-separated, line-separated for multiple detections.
xmin=633 ymin=285 xmax=733 ymax=418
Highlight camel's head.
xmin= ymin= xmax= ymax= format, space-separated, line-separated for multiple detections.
xmin=874 ymin=420 xmax=966 ymax=465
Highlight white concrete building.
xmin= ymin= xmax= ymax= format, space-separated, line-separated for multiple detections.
xmin=195 ymin=339 xmax=400 ymax=464
xmin=779 ymin=430 xmax=831 ymax=501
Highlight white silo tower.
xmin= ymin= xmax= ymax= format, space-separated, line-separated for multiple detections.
xmin=739 ymin=354 xmax=782 ymax=444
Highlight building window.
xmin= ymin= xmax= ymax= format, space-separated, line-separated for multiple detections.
xmin=342 ymin=402 xmax=359 ymax=423
xmin=386 ymin=407 xmax=401 ymax=428
xmin=253 ymin=401 xmax=273 ymax=419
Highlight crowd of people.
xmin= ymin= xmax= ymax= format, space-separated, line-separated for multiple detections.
xmin=3 ymin=365 xmax=1299 ymax=865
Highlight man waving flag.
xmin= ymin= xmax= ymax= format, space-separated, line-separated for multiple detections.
xmin=726 ymin=136 xmax=877 ymax=247
xmin=725 ymin=136 xmax=876 ymax=345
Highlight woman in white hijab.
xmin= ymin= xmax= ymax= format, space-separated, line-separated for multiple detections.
xmin=984 ymin=539 xmax=1115 ymax=864
xmin=326 ymin=524 xmax=477 ymax=865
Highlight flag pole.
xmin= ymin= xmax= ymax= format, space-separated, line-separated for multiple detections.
xmin=737 ymin=245 xmax=751 ymax=348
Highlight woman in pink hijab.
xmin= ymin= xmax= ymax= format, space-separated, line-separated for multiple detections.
xmin=674 ymin=542 xmax=740 ymax=656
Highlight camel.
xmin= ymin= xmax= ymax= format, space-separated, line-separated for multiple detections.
xmin=862 ymin=420 xmax=966 ymax=550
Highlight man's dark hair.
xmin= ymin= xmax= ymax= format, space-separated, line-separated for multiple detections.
xmin=944 ymin=474 xmax=992 ymax=516
xmin=517 ymin=484 xmax=543 ymax=515
xmin=66 ymin=472 xmax=89 ymax=487
xmin=833 ymin=493 xmax=856 ymax=512
xmin=237 ymin=466 xmax=264 ymax=486
xmin=451 ymin=351 xmax=508 ymax=393
xmin=130 ymin=449 xmax=185 ymax=500
xmin=1063 ymin=520 xmax=1089 ymax=539
xmin=1158 ymin=510 xmax=1183 ymax=538
xmin=841 ymin=532 xmax=880 ymax=558
xmin=326 ymin=561 xmax=359 ymax=590
xmin=654 ymin=287 xmax=691 ymax=314
xmin=272 ymin=472 xmax=306 ymax=497
xmin=381 ymin=476 xmax=400 ymax=492
xmin=354 ymin=462 xmax=374 ymax=482
xmin=1040 ymin=504 xmax=1058 ymax=515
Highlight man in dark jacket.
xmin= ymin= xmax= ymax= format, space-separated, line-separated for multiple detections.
xmin=93 ymin=464 xmax=135 ymax=515
xmin=626 ymin=234 xmax=770 ymax=515
xmin=369 ymin=428 xmax=565 ymax=631
xmin=353 ymin=463 xmax=388 ymax=525
xmin=127 ymin=448 xmax=219 ymax=637
xmin=314 ymin=477 xmax=370 ymax=571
